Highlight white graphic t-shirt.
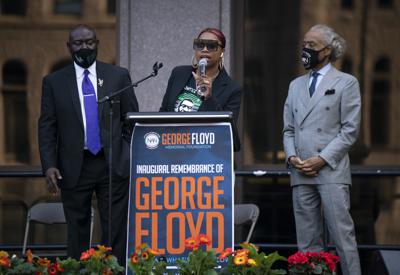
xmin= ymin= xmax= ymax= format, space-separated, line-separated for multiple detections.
xmin=174 ymin=77 xmax=203 ymax=112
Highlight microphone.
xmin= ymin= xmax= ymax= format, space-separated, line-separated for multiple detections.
xmin=199 ymin=58 xmax=207 ymax=77
xmin=152 ymin=61 xmax=163 ymax=76
xmin=198 ymin=58 xmax=207 ymax=99
xmin=98 ymin=61 xmax=163 ymax=104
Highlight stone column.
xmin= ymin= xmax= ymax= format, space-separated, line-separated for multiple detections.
xmin=117 ymin=0 xmax=232 ymax=111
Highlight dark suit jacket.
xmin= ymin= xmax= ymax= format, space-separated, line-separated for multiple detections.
xmin=159 ymin=65 xmax=242 ymax=123
xmin=38 ymin=61 xmax=139 ymax=189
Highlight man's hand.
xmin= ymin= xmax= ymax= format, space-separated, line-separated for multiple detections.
xmin=301 ymin=156 xmax=326 ymax=177
xmin=45 ymin=167 xmax=62 ymax=195
xmin=289 ymin=156 xmax=304 ymax=171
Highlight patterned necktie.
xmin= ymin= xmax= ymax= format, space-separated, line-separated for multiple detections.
xmin=309 ymin=71 xmax=319 ymax=97
xmin=82 ymin=70 xmax=101 ymax=154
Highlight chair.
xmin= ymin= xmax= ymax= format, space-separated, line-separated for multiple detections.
xmin=234 ymin=203 xmax=260 ymax=243
xmin=22 ymin=202 xmax=94 ymax=255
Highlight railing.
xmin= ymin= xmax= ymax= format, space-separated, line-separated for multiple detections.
xmin=1 ymin=165 xmax=400 ymax=253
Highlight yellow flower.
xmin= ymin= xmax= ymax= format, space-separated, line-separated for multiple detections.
xmin=0 ymin=251 xmax=9 ymax=257
xmin=235 ymin=248 xmax=249 ymax=257
xmin=37 ymin=257 xmax=51 ymax=267
xmin=97 ymin=245 xmax=112 ymax=253
xmin=148 ymin=248 xmax=162 ymax=256
xmin=136 ymin=243 xmax=147 ymax=251
xmin=247 ymin=258 xmax=257 ymax=266
xmin=233 ymin=254 xmax=248 ymax=266
xmin=142 ymin=251 xmax=149 ymax=260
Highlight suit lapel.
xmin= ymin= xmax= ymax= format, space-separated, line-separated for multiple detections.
xmin=170 ymin=68 xmax=192 ymax=108
xmin=96 ymin=62 xmax=107 ymax=102
xmin=299 ymin=67 xmax=340 ymax=125
xmin=299 ymin=74 xmax=311 ymax=108
xmin=212 ymin=68 xmax=228 ymax=99
xmin=65 ymin=65 xmax=84 ymax=128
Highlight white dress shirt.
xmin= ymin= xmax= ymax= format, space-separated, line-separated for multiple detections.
xmin=73 ymin=61 xmax=98 ymax=148
xmin=309 ymin=62 xmax=332 ymax=91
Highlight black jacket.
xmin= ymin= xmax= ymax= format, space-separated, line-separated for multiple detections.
xmin=38 ymin=61 xmax=139 ymax=188
xmin=159 ymin=65 xmax=242 ymax=123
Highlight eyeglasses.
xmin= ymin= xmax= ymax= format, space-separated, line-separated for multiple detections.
xmin=193 ymin=38 xmax=222 ymax=52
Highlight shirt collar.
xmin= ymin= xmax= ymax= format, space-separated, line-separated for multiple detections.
xmin=313 ymin=62 xmax=332 ymax=77
xmin=74 ymin=61 xmax=97 ymax=78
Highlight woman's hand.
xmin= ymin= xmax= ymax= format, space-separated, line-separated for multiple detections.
xmin=192 ymin=71 xmax=212 ymax=100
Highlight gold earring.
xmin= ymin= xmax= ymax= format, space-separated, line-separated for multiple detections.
xmin=192 ymin=56 xmax=198 ymax=69
xmin=219 ymin=54 xmax=224 ymax=70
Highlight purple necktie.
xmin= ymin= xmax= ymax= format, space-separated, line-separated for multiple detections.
xmin=82 ymin=70 xmax=101 ymax=154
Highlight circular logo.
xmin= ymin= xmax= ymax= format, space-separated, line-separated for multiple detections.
xmin=144 ymin=132 xmax=160 ymax=149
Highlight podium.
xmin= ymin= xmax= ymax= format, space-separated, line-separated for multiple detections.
xmin=125 ymin=112 xmax=236 ymax=272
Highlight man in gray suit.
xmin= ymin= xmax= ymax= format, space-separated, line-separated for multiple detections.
xmin=283 ymin=24 xmax=361 ymax=275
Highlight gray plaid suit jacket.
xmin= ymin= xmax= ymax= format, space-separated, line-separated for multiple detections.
xmin=283 ymin=66 xmax=361 ymax=186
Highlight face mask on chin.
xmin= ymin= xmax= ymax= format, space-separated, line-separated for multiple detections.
xmin=301 ymin=47 xmax=327 ymax=70
xmin=72 ymin=48 xmax=97 ymax=69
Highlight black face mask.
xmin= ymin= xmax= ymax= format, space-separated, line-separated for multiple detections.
xmin=301 ymin=47 xmax=327 ymax=69
xmin=72 ymin=48 xmax=97 ymax=68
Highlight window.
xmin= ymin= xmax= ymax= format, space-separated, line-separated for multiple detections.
xmin=371 ymin=57 xmax=390 ymax=146
xmin=107 ymin=0 xmax=116 ymax=15
xmin=2 ymin=60 xmax=29 ymax=163
xmin=0 ymin=0 xmax=26 ymax=15
xmin=378 ymin=0 xmax=393 ymax=8
xmin=341 ymin=0 xmax=354 ymax=9
xmin=54 ymin=0 xmax=82 ymax=15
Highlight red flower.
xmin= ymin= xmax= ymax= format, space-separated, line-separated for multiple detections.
xmin=288 ymin=251 xmax=309 ymax=266
xmin=0 ymin=257 xmax=10 ymax=268
xmin=304 ymin=251 xmax=319 ymax=260
xmin=80 ymin=248 xmax=95 ymax=261
xmin=320 ymin=251 xmax=340 ymax=271
xmin=130 ymin=252 xmax=139 ymax=265
xmin=47 ymin=263 xmax=64 ymax=275
xmin=102 ymin=267 xmax=113 ymax=275
xmin=197 ymin=234 xmax=211 ymax=246
xmin=185 ymin=237 xmax=200 ymax=251
xmin=235 ymin=248 xmax=249 ymax=257
xmin=218 ymin=248 xmax=233 ymax=260
xmin=26 ymin=249 xmax=33 ymax=263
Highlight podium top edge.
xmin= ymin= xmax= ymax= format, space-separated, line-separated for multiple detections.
xmin=126 ymin=111 xmax=233 ymax=123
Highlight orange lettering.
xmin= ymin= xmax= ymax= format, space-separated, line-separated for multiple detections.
xmin=166 ymin=212 xmax=185 ymax=254
xmin=164 ymin=177 xmax=179 ymax=210
xmin=136 ymin=177 xmax=149 ymax=210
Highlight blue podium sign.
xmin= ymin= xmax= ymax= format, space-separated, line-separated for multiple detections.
xmin=126 ymin=122 xmax=234 ymax=271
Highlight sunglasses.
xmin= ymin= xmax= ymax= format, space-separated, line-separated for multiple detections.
xmin=193 ymin=38 xmax=222 ymax=51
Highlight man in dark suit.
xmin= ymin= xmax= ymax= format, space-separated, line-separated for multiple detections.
xmin=38 ymin=24 xmax=138 ymax=265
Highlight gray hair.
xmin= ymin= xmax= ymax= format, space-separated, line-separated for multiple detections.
xmin=310 ymin=24 xmax=346 ymax=61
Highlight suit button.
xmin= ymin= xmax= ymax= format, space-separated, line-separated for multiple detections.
xmin=295 ymin=108 xmax=298 ymax=112
xmin=317 ymin=128 xmax=322 ymax=132
xmin=325 ymin=107 xmax=330 ymax=111
xmin=317 ymin=148 xmax=321 ymax=153
xmin=300 ymin=127 xmax=303 ymax=131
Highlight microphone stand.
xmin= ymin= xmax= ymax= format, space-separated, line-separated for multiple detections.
xmin=98 ymin=62 xmax=163 ymax=247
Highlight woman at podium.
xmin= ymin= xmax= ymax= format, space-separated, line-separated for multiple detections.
xmin=159 ymin=27 xmax=242 ymax=123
